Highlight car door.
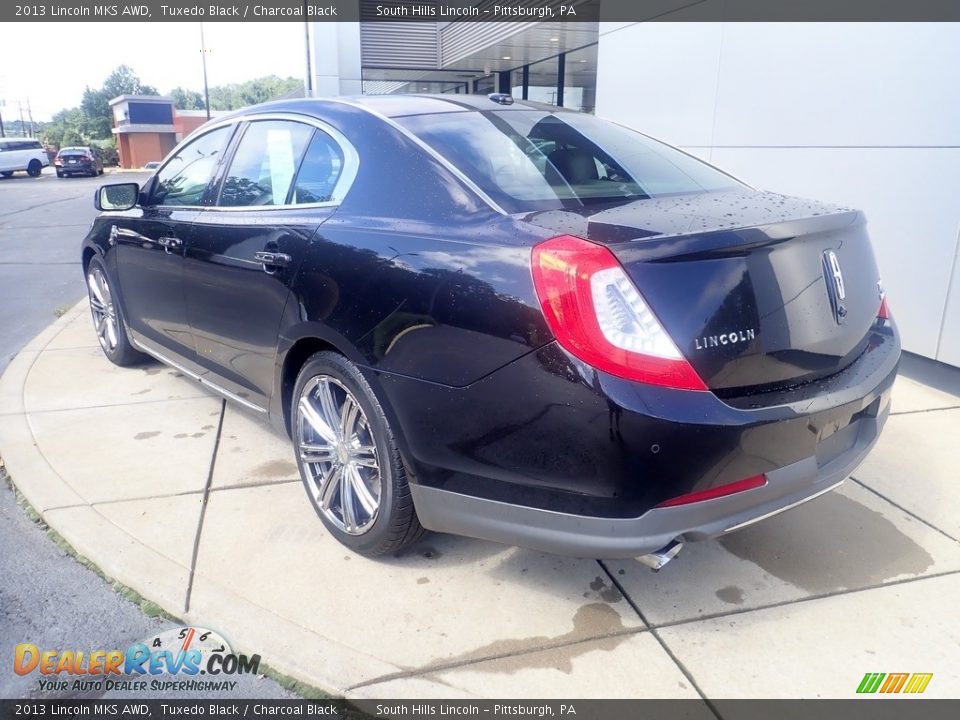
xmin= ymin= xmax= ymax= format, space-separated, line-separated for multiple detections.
xmin=182 ymin=118 xmax=347 ymax=411
xmin=113 ymin=124 xmax=235 ymax=368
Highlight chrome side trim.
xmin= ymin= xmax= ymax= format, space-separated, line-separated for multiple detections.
xmin=325 ymin=97 xmax=509 ymax=216
xmin=129 ymin=336 xmax=267 ymax=414
xmin=722 ymin=479 xmax=845 ymax=534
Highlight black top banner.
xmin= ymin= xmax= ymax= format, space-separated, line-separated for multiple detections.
xmin=5 ymin=0 xmax=960 ymax=23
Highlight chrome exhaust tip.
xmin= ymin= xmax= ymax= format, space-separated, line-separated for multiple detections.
xmin=637 ymin=539 xmax=683 ymax=571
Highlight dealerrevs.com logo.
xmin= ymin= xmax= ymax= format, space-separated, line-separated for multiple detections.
xmin=14 ymin=627 xmax=261 ymax=693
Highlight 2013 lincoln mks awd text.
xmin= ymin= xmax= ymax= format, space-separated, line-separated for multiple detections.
xmin=82 ymin=94 xmax=899 ymax=565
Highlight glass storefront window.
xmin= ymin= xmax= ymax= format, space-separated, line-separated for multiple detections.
xmin=561 ymin=45 xmax=598 ymax=113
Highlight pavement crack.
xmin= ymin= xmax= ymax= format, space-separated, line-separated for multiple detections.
xmin=597 ymin=559 xmax=723 ymax=718
xmin=346 ymin=625 xmax=645 ymax=692
xmin=184 ymin=399 xmax=226 ymax=614
xmin=0 ymin=193 xmax=87 ymax=218
xmin=889 ymin=405 xmax=960 ymax=416
xmin=850 ymin=475 xmax=959 ymax=543
xmin=652 ymin=567 xmax=960 ymax=632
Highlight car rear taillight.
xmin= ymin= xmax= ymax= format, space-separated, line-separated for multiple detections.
xmin=877 ymin=296 xmax=891 ymax=320
xmin=531 ymin=235 xmax=707 ymax=391
xmin=656 ymin=474 xmax=767 ymax=508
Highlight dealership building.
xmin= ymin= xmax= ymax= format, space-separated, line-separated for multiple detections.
xmin=302 ymin=19 xmax=960 ymax=368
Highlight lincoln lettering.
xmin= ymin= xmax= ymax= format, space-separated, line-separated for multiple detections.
xmin=694 ymin=329 xmax=756 ymax=350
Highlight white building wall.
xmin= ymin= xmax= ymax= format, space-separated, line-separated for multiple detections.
xmin=596 ymin=22 xmax=960 ymax=366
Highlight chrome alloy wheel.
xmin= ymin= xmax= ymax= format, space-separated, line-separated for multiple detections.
xmin=87 ymin=266 xmax=119 ymax=353
xmin=297 ymin=376 xmax=382 ymax=535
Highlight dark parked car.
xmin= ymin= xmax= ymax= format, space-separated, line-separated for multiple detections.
xmin=55 ymin=146 xmax=104 ymax=177
xmin=82 ymin=95 xmax=899 ymax=564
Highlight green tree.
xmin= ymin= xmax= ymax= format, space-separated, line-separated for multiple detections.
xmin=206 ymin=75 xmax=302 ymax=111
xmin=42 ymin=108 xmax=92 ymax=147
xmin=170 ymin=86 xmax=206 ymax=110
xmin=80 ymin=65 xmax=158 ymax=140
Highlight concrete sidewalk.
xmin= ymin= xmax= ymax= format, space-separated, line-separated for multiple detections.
xmin=1 ymin=301 xmax=959 ymax=699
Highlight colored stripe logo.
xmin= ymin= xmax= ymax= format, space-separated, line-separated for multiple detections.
xmin=857 ymin=672 xmax=933 ymax=694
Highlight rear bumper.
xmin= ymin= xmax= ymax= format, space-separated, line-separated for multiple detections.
xmin=411 ymin=397 xmax=887 ymax=558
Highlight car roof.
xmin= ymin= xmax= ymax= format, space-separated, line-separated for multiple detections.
xmin=212 ymin=94 xmax=571 ymax=124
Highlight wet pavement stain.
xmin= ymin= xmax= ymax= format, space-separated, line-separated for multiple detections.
xmin=715 ymin=586 xmax=744 ymax=605
xmin=133 ymin=431 xmax=160 ymax=440
xmin=430 ymin=603 xmax=630 ymax=675
xmin=254 ymin=459 xmax=298 ymax=478
xmin=588 ymin=575 xmax=623 ymax=603
xmin=417 ymin=577 xmax=429 ymax=585
xmin=719 ymin=491 xmax=934 ymax=593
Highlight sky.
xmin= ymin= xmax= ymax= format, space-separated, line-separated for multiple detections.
xmin=0 ymin=22 xmax=307 ymax=121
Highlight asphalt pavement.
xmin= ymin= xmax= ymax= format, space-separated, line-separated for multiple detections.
xmin=0 ymin=167 xmax=295 ymax=700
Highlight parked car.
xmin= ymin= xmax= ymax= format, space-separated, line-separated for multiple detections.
xmin=82 ymin=95 xmax=900 ymax=563
xmin=55 ymin=147 xmax=104 ymax=177
xmin=0 ymin=138 xmax=50 ymax=177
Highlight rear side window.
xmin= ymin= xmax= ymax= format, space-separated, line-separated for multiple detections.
xmin=398 ymin=110 xmax=742 ymax=213
xmin=153 ymin=126 xmax=233 ymax=207
xmin=218 ymin=120 xmax=313 ymax=207
xmin=290 ymin=131 xmax=343 ymax=204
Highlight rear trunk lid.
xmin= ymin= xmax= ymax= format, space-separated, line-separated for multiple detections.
xmin=521 ymin=190 xmax=884 ymax=394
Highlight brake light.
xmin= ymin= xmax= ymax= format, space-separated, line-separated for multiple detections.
xmin=656 ymin=474 xmax=767 ymax=508
xmin=531 ymin=235 xmax=707 ymax=391
xmin=877 ymin=296 xmax=891 ymax=320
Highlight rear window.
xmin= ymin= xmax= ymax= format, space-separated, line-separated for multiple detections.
xmin=397 ymin=110 xmax=742 ymax=213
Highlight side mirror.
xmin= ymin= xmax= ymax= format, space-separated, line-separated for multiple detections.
xmin=95 ymin=182 xmax=140 ymax=211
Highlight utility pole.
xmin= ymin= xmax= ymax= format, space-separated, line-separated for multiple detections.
xmin=200 ymin=22 xmax=211 ymax=120
xmin=26 ymin=98 xmax=34 ymax=138
xmin=18 ymin=100 xmax=26 ymax=137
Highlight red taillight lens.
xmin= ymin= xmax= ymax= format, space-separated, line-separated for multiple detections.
xmin=531 ymin=235 xmax=707 ymax=391
xmin=656 ymin=474 xmax=767 ymax=508
xmin=877 ymin=296 xmax=891 ymax=320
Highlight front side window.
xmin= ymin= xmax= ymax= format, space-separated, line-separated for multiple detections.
xmin=398 ymin=110 xmax=743 ymax=213
xmin=218 ymin=121 xmax=313 ymax=207
xmin=152 ymin=126 xmax=233 ymax=207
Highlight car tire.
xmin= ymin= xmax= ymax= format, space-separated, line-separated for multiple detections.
xmin=292 ymin=351 xmax=424 ymax=557
xmin=56 ymin=170 xmax=63 ymax=178
xmin=86 ymin=257 xmax=146 ymax=367
xmin=1 ymin=171 xmax=12 ymax=178
xmin=98 ymin=167 xmax=104 ymax=176
xmin=27 ymin=160 xmax=42 ymax=177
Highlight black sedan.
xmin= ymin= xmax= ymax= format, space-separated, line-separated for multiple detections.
xmin=56 ymin=146 xmax=104 ymax=178
xmin=82 ymin=94 xmax=899 ymax=564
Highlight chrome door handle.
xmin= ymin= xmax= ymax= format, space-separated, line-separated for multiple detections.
xmin=254 ymin=251 xmax=291 ymax=268
xmin=110 ymin=225 xmax=150 ymax=246
xmin=157 ymin=236 xmax=182 ymax=254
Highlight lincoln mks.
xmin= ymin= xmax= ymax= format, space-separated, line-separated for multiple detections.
xmin=82 ymin=94 xmax=899 ymax=564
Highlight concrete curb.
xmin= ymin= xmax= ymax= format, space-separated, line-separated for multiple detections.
xmin=0 ymin=301 xmax=401 ymax=697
